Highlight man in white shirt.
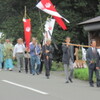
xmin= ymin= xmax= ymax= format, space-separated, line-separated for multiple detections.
xmin=13 ymin=38 xmax=25 ymax=73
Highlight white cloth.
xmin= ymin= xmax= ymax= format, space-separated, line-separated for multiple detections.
xmin=82 ymin=47 xmax=87 ymax=61
xmin=97 ymin=49 xmax=100 ymax=55
xmin=13 ymin=43 xmax=25 ymax=57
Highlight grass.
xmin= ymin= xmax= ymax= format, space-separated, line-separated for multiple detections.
xmin=74 ymin=68 xmax=89 ymax=81
xmin=74 ymin=68 xmax=96 ymax=81
xmin=51 ymin=61 xmax=64 ymax=71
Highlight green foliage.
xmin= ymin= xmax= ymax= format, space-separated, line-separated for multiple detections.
xmin=74 ymin=68 xmax=89 ymax=81
xmin=78 ymin=48 xmax=82 ymax=60
xmin=74 ymin=68 xmax=96 ymax=81
xmin=51 ymin=61 xmax=64 ymax=71
xmin=0 ymin=0 xmax=100 ymax=60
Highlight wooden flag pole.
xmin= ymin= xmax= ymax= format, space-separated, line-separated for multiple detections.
xmin=62 ymin=43 xmax=100 ymax=48
xmin=24 ymin=6 xmax=27 ymax=18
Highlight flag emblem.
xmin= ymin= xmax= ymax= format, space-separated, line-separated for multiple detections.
xmin=45 ymin=3 xmax=51 ymax=8
xmin=26 ymin=27 xmax=31 ymax=32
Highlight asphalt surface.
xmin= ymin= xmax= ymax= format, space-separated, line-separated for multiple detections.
xmin=0 ymin=70 xmax=100 ymax=100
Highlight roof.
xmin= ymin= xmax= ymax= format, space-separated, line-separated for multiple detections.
xmin=78 ymin=16 xmax=100 ymax=25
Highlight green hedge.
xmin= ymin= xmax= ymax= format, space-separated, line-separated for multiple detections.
xmin=74 ymin=68 xmax=89 ymax=81
xmin=51 ymin=61 xmax=64 ymax=71
xmin=74 ymin=68 xmax=96 ymax=81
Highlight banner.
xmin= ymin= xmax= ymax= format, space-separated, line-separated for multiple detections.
xmin=43 ymin=18 xmax=55 ymax=44
xmin=23 ymin=18 xmax=31 ymax=48
xmin=36 ymin=0 xmax=69 ymax=30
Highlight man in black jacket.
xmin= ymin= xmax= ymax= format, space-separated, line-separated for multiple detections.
xmin=95 ymin=48 xmax=100 ymax=87
xmin=62 ymin=37 xmax=74 ymax=83
xmin=42 ymin=39 xmax=54 ymax=79
xmin=86 ymin=39 xmax=100 ymax=87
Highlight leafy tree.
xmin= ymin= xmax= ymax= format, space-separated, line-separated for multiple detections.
xmin=0 ymin=0 xmax=99 ymax=61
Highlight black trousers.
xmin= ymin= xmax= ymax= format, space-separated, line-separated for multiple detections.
xmin=89 ymin=68 xmax=96 ymax=84
xmin=89 ymin=63 xmax=97 ymax=84
xmin=25 ymin=58 xmax=31 ymax=74
xmin=39 ymin=60 xmax=44 ymax=73
xmin=96 ymin=69 xmax=100 ymax=85
xmin=44 ymin=58 xmax=52 ymax=76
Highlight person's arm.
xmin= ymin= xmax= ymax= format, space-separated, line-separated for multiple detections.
xmin=49 ymin=45 xmax=54 ymax=54
xmin=71 ymin=46 xmax=74 ymax=62
xmin=96 ymin=52 xmax=100 ymax=69
xmin=42 ymin=45 xmax=47 ymax=56
xmin=13 ymin=45 xmax=17 ymax=58
xmin=86 ymin=49 xmax=91 ymax=64
xmin=23 ymin=44 xmax=26 ymax=51
xmin=36 ymin=45 xmax=41 ymax=55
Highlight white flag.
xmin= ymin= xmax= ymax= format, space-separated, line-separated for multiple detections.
xmin=43 ymin=18 xmax=55 ymax=44
xmin=36 ymin=0 xmax=69 ymax=30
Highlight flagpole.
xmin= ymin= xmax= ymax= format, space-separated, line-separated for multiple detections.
xmin=23 ymin=6 xmax=31 ymax=72
xmin=63 ymin=43 xmax=100 ymax=48
xmin=24 ymin=6 xmax=27 ymax=18
xmin=36 ymin=0 xmax=44 ymax=38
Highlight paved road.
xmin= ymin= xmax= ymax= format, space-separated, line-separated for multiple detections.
xmin=0 ymin=70 xmax=100 ymax=100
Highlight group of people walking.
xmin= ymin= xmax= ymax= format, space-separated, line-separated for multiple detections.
xmin=0 ymin=37 xmax=54 ymax=79
xmin=0 ymin=37 xmax=100 ymax=87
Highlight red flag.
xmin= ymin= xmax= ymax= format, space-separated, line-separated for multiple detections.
xmin=23 ymin=18 xmax=31 ymax=48
xmin=36 ymin=0 xmax=70 ymax=30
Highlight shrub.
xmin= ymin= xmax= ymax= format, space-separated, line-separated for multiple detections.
xmin=74 ymin=68 xmax=96 ymax=81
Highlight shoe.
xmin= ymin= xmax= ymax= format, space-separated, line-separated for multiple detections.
xmin=26 ymin=72 xmax=28 ymax=74
xmin=0 ymin=69 xmax=2 ymax=71
xmin=90 ymin=84 xmax=94 ymax=87
xmin=9 ymin=68 xmax=12 ymax=71
xmin=69 ymin=78 xmax=73 ymax=83
xmin=97 ymin=85 xmax=100 ymax=87
xmin=36 ymin=72 xmax=39 ymax=75
xmin=19 ymin=70 xmax=22 ymax=73
xmin=97 ymin=84 xmax=100 ymax=87
xmin=65 ymin=81 xmax=69 ymax=83
xmin=46 ymin=76 xmax=49 ymax=79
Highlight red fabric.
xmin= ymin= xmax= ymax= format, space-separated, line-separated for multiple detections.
xmin=53 ymin=16 xmax=67 ymax=30
xmin=41 ymin=0 xmax=56 ymax=11
xmin=40 ymin=0 xmax=67 ymax=30
xmin=23 ymin=19 xmax=31 ymax=48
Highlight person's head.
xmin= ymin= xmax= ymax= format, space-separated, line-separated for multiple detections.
xmin=5 ymin=39 xmax=10 ymax=43
xmin=32 ymin=37 xmax=37 ymax=44
xmin=17 ymin=38 xmax=23 ymax=44
xmin=65 ymin=37 xmax=71 ymax=43
xmin=91 ymin=39 xmax=96 ymax=47
xmin=46 ymin=39 xmax=51 ymax=45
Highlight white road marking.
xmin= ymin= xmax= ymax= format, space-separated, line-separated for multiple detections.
xmin=2 ymin=80 xmax=48 ymax=95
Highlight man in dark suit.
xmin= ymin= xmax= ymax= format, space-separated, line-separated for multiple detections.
xmin=42 ymin=39 xmax=54 ymax=79
xmin=86 ymin=39 xmax=99 ymax=87
xmin=96 ymin=49 xmax=100 ymax=87
xmin=62 ymin=37 xmax=74 ymax=83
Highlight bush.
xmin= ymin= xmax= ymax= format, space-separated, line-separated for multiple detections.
xmin=74 ymin=68 xmax=89 ymax=81
xmin=74 ymin=68 xmax=96 ymax=81
xmin=51 ymin=61 xmax=64 ymax=71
